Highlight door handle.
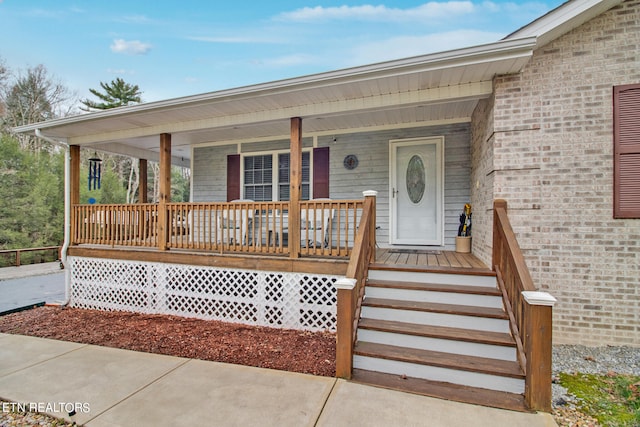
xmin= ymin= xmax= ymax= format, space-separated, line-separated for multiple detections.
xmin=392 ymin=188 xmax=398 ymax=198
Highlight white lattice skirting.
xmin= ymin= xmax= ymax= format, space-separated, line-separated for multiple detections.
xmin=69 ymin=256 xmax=339 ymax=332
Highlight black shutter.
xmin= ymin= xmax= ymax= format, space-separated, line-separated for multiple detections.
xmin=313 ymin=147 xmax=330 ymax=198
xmin=227 ymin=154 xmax=240 ymax=202
xmin=614 ymin=84 xmax=640 ymax=218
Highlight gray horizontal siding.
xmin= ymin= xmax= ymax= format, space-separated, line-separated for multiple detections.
xmin=319 ymin=124 xmax=471 ymax=249
xmin=191 ymin=123 xmax=471 ymax=249
xmin=192 ymin=144 xmax=237 ymax=202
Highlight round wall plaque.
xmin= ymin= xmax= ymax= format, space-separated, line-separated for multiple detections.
xmin=343 ymin=154 xmax=358 ymax=170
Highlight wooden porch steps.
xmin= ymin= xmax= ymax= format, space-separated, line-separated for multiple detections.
xmin=351 ymin=369 xmax=529 ymax=412
xmin=362 ymin=297 xmax=508 ymax=320
xmin=352 ymin=264 xmax=528 ymax=411
xmin=366 ymin=279 xmax=502 ymax=296
xmin=357 ymin=318 xmax=515 ymax=348
xmin=354 ymin=341 xmax=524 ymax=378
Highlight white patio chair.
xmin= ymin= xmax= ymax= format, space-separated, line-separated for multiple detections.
xmin=301 ymin=199 xmax=335 ymax=249
xmin=217 ymin=199 xmax=254 ymax=245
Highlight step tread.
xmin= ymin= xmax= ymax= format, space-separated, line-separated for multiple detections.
xmin=362 ymin=297 xmax=508 ymax=319
xmin=358 ymin=318 xmax=516 ymax=347
xmin=367 ymin=279 xmax=501 ymax=296
xmin=369 ymin=263 xmax=496 ymax=277
xmin=351 ymin=369 xmax=529 ymax=412
xmin=354 ymin=341 xmax=524 ymax=378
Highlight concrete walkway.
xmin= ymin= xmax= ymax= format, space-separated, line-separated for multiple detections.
xmin=0 ymin=334 xmax=557 ymax=427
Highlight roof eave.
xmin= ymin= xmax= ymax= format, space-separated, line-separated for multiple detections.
xmin=505 ymin=0 xmax=624 ymax=47
xmin=12 ymin=36 xmax=537 ymax=135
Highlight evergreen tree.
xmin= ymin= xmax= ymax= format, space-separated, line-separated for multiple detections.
xmin=0 ymin=134 xmax=64 ymax=249
xmin=81 ymin=78 xmax=142 ymax=111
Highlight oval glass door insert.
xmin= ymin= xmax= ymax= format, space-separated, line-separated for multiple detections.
xmin=406 ymin=155 xmax=426 ymax=204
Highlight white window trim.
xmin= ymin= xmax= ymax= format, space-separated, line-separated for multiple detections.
xmin=240 ymin=148 xmax=313 ymax=201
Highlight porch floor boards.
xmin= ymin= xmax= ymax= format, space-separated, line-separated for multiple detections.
xmin=374 ymin=248 xmax=488 ymax=271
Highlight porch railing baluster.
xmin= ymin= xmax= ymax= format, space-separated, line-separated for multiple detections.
xmin=70 ymin=199 xmax=365 ymax=258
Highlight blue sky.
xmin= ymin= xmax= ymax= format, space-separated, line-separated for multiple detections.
xmin=0 ymin=0 xmax=564 ymax=104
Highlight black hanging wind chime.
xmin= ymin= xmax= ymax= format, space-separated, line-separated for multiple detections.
xmin=88 ymin=153 xmax=102 ymax=191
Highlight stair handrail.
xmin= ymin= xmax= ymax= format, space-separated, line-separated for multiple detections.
xmin=336 ymin=193 xmax=376 ymax=378
xmin=492 ymin=199 xmax=555 ymax=412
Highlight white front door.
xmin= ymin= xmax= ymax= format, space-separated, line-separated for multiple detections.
xmin=390 ymin=137 xmax=443 ymax=245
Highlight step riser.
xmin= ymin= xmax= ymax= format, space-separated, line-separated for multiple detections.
xmin=365 ymin=287 xmax=503 ymax=309
xmin=353 ymin=355 xmax=524 ymax=394
xmin=357 ymin=329 xmax=516 ymax=361
xmin=361 ymin=306 xmax=510 ymax=334
xmin=368 ymin=270 xmax=497 ymax=287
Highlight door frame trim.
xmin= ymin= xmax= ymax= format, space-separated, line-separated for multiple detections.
xmin=389 ymin=136 xmax=445 ymax=245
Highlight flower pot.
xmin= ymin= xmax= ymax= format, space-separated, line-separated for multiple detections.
xmin=455 ymin=236 xmax=471 ymax=253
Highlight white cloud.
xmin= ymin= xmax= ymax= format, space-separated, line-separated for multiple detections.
xmin=110 ymin=39 xmax=152 ymax=55
xmin=277 ymin=1 xmax=551 ymax=24
xmin=481 ymin=1 xmax=501 ymax=12
xmin=277 ymin=1 xmax=475 ymax=22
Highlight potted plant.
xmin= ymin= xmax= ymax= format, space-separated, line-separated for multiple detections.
xmin=455 ymin=203 xmax=472 ymax=253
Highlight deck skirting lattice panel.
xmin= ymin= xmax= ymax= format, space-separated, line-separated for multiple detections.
xmin=68 ymin=256 xmax=338 ymax=332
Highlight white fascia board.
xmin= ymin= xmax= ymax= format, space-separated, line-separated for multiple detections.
xmin=506 ymin=0 xmax=623 ymax=47
xmin=12 ymin=37 xmax=535 ymax=136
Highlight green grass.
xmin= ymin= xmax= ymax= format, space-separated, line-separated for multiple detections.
xmin=559 ymin=372 xmax=640 ymax=426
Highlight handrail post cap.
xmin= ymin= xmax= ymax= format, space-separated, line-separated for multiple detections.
xmin=335 ymin=277 xmax=357 ymax=290
xmin=363 ymin=190 xmax=378 ymax=197
xmin=522 ymin=291 xmax=557 ymax=307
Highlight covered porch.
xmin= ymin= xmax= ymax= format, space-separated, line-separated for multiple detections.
xmin=17 ymin=38 xmax=539 ymax=263
xmin=14 ymin=38 xmax=555 ymax=412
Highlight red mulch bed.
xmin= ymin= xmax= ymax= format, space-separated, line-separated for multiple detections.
xmin=0 ymin=306 xmax=336 ymax=377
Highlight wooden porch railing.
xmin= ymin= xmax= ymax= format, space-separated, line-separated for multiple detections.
xmin=493 ymin=199 xmax=555 ymax=412
xmin=72 ymin=204 xmax=159 ymax=247
xmin=71 ymin=199 xmax=364 ymax=258
xmin=0 ymin=246 xmax=62 ymax=268
xmin=336 ymin=192 xmax=377 ymax=378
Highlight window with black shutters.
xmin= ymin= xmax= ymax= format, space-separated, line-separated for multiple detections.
xmin=227 ymin=147 xmax=328 ymax=202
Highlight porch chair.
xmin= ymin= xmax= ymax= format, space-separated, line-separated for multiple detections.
xmin=301 ymin=198 xmax=335 ymax=249
xmin=217 ymin=199 xmax=254 ymax=245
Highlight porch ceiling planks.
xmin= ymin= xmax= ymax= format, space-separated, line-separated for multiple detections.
xmin=62 ymin=81 xmax=494 ymax=147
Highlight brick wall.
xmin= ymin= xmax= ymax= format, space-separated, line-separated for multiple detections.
xmin=471 ymin=0 xmax=640 ymax=345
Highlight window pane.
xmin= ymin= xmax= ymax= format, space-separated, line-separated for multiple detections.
xmin=244 ymin=154 xmax=273 ymax=201
xmin=243 ymin=152 xmax=310 ymax=202
xmin=279 ymin=184 xmax=289 ymax=201
xmin=279 ymin=153 xmax=289 ymax=183
xmin=245 ymin=187 xmax=255 ymax=200
xmin=244 ymin=156 xmax=253 ymax=169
